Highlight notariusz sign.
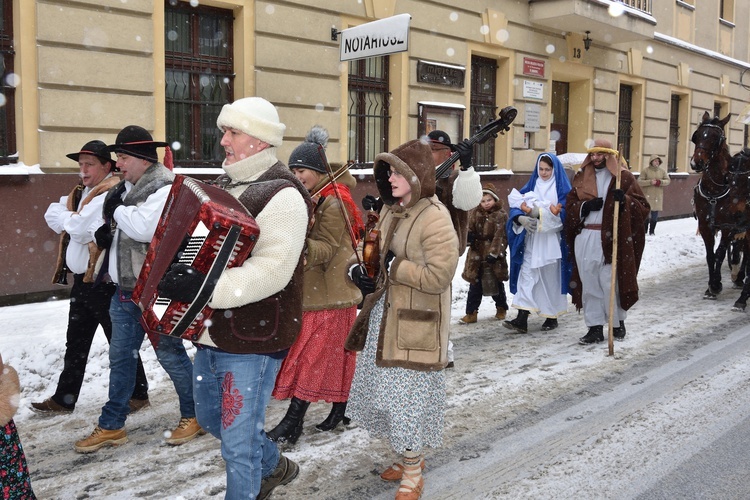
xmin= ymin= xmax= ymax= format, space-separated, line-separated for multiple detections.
xmin=339 ymin=14 xmax=411 ymax=62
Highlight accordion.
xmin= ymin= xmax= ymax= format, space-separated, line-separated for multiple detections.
xmin=132 ymin=175 xmax=260 ymax=341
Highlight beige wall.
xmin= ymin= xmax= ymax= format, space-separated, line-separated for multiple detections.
xmin=5 ymin=0 xmax=750 ymax=175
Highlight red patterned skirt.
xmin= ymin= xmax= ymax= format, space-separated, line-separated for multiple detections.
xmin=272 ymin=306 xmax=357 ymax=402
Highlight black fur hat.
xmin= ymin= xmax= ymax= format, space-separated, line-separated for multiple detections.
xmin=288 ymin=126 xmax=329 ymax=174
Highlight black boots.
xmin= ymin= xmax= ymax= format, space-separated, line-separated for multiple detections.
xmin=579 ymin=325 xmax=604 ymax=344
xmin=541 ymin=318 xmax=558 ymax=331
xmin=613 ymin=321 xmax=626 ymax=340
xmin=503 ymin=310 xmax=529 ymax=333
xmin=267 ymin=397 xmax=310 ymax=445
xmin=315 ymin=402 xmax=350 ymax=431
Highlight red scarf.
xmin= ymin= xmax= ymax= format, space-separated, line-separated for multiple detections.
xmin=319 ymin=183 xmax=365 ymax=243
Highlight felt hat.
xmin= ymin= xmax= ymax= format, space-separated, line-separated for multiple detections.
xmin=66 ymin=140 xmax=116 ymax=171
xmin=106 ymin=125 xmax=168 ymax=163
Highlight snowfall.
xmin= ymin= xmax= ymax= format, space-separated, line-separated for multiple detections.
xmin=3 ymin=216 xmax=749 ymax=499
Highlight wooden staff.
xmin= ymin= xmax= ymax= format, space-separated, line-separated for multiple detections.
xmin=607 ymin=146 xmax=624 ymax=356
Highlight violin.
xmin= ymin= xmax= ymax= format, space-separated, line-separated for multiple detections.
xmin=362 ymin=211 xmax=380 ymax=278
xmin=434 ymin=105 xmax=517 ymax=179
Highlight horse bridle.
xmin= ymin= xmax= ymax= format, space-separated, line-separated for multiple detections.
xmin=691 ymin=122 xmax=726 ymax=173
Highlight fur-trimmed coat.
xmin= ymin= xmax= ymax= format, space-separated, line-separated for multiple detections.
xmin=565 ymin=161 xmax=650 ymax=311
xmin=346 ymin=139 xmax=458 ymax=371
xmin=461 ymin=202 xmax=508 ymax=283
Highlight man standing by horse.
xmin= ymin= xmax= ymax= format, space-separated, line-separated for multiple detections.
xmin=564 ymin=138 xmax=650 ymax=345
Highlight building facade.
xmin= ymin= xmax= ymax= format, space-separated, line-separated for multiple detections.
xmin=2 ymin=0 xmax=750 ymax=300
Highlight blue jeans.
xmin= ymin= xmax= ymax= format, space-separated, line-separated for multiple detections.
xmin=194 ymin=347 xmax=282 ymax=499
xmin=99 ymin=288 xmax=195 ymax=430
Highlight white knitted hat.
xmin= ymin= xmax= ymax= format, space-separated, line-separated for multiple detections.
xmin=216 ymin=97 xmax=286 ymax=147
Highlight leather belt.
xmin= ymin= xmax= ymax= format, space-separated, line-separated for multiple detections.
xmin=584 ymin=224 xmax=603 ymax=230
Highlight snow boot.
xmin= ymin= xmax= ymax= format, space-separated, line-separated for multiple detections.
xmin=613 ymin=320 xmax=627 ymax=340
xmin=541 ymin=318 xmax=558 ymax=331
xmin=316 ymin=402 xmax=350 ymax=431
xmin=460 ymin=312 xmax=478 ymax=324
xmin=495 ymin=308 xmax=507 ymax=320
xmin=579 ymin=325 xmax=604 ymax=344
xmin=503 ymin=310 xmax=529 ymax=333
xmin=266 ymin=397 xmax=310 ymax=444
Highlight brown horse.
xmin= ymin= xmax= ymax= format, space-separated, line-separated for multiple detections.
xmin=691 ymin=111 xmax=750 ymax=309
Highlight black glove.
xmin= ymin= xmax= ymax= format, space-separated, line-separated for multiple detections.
xmin=362 ymin=194 xmax=381 ymax=212
xmin=581 ymin=197 xmax=604 ymax=217
xmin=454 ymin=140 xmax=473 ymax=170
xmin=612 ymin=189 xmax=625 ymax=203
xmin=351 ymin=265 xmax=376 ymax=296
xmin=467 ymin=232 xmax=476 ymax=246
xmin=486 ymin=254 xmax=498 ymax=264
xmin=157 ymin=263 xmax=207 ymax=303
xmin=94 ymin=223 xmax=113 ymax=250
xmin=384 ymin=250 xmax=396 ymax=274
xmin=103 ymin=184 xmax=126 ymax=222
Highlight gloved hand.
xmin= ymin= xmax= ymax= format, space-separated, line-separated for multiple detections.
xmin=518 ymin=215 xmax=538 ymax=232
xmin=612 ymin=189 xmax=625 ymax=203
xmin=157 ymin=263 xmax=207 ymax=303
xmin=362 ymin=194 xmax=381 ymax=212
xmin=486 ymin=254 xmax=498 ymax=264
xmin=467 ymin=232 xmax=476 ymax=246
xmin=94 ymin=223 xmax=113 ymax=249
xmin=351 ymin=265 xmax=375 ymax=296
xmin=454 ymin=140 xmax=473 ymax=170
xmin=529 ymin=206 xmax=540 ymax=219
xmin=103 ymin=184 xmax=126 ymax=222
xmin=384 ymin=250 xmax=396 ymax=274
xmin=652 ymin=179 xmax=662 ymax=187
xmin=581 ymin=197 xmax=604 ymax=217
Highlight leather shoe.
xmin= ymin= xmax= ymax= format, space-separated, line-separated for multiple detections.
xmin=579 ymin=325 xmax=604 ymax=344
xmin=541 ymin=318 xmax=558 ymax=331
xmin=31 ymin=397 xmax=73 ymax=414
xmin=128 ymin=398 xmax=150 ymax=414
xmin=257 ymin=455 xmax=299 ymax=500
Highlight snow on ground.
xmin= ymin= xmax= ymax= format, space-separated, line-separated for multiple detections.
xmin=0 ymin=217 xmax=716 ymax=498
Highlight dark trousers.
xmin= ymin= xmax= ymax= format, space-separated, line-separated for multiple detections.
xmin=51 ymin=274 xmax=149 ymax=409
xmin=466 ymin=277 xmax=508 ymax=314
xmin=645 ymin=210 xmax=659 ymax=234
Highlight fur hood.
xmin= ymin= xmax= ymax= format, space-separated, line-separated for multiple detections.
xmin=373 ymin=139 xmax=435 ymax=209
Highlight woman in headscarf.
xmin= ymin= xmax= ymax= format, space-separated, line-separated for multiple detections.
xmin=504 ymin=153 xmax=572 ymax=333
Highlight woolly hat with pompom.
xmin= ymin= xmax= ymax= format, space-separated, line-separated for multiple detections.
xmin=216 ymin=97 xmax=286 ymax=147
xmin=288 ymin=126 xmax=329 ymax=174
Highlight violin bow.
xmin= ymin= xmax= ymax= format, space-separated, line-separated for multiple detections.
xmin=316 ymin=146 xmax=365 ymax=268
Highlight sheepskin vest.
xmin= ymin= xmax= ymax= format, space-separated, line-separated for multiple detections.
xmin=205 ymin=162 xmax=313 ymax=354
xmin=114 ymin=163 xmax=174 ymax=291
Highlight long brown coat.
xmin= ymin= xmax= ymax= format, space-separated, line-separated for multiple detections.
xmin=565 ymin=162 xmax=650 ymax=311
xmin=461 ymin=202 xmax=508 ymax=283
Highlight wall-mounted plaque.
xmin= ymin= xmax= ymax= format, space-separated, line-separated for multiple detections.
xmin=417 ymin=60 xmax=465 ymax=89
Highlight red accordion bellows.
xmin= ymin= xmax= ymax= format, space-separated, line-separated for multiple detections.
xmin=132 ymin=175 xmax=260 ymax=341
